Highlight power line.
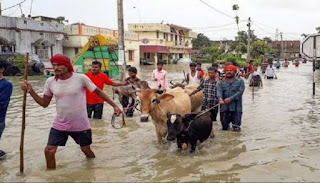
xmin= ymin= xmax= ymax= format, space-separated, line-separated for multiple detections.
xmin=1 ymin=0 xmax=27 ymax=12
xmin=29 ymin=0 xmax=34 ymax=16
xmin=199 ymin=0 xmax=234 ymax=19
xmin=251 ymin=21 xmax=274 ymax=35
xmin=200 ymin=26 xmax=244 ymax=33
xmin=192 ymin=20 xmax=246 ymax=30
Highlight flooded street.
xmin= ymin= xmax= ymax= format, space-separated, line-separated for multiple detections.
xmin=1 ymin=62 xmax=320 ymax=182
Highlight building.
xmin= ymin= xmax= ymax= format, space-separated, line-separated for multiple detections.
xmin=63 ymin=24 xmax=140 ymax=66
xmin=272 ymin=40 xmax=300 ymax=59
xmin=128 ymin=23 xmax=197 ymax=64
xmin=0 ymin=15 xmax=64 ymax=62
xmin=211 ymin=39 xmax=232 ymax=52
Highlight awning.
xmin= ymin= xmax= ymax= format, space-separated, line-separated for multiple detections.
xmin=140 ymin=45 xmax=169 ymax=53
xmin=186 ymin=49 xmax=199 ymax=54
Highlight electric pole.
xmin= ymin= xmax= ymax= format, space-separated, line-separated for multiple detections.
xmin=247 ymin=17 xmax=251 ymax=62
xmin=0 ymin=2 xmax=2 ymax=15
xmin=117 ymin=0 xmax=126 ymax=76
xmin=280 ymin=32 xmax=283 ymax=59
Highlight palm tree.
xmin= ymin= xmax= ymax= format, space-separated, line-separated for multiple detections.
xmin=232 ymin=4 xmax=240 ymax=33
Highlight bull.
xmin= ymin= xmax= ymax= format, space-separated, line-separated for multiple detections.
xmin=167 ymin=111 xmax=213 ymax=153
xmin=136 ymin=87 xmax=192 ymax=143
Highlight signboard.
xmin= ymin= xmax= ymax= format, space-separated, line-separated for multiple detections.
xmin=301 ymin=34 xmax=320 ymax=58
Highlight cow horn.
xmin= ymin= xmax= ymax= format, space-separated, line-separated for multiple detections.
xmin=170 ymin=80 xmax=174 ymax=86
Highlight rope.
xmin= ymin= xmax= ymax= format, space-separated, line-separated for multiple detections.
xmin=111 ymin=113 xmax=126 ymax=129
xmin=185 ymin=103 xmax=220 ymax=131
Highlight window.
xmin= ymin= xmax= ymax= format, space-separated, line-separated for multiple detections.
xmin=75 ymin=48 xmax=79 ymax=55
xmin=156 ymin=31 xmax=159 ymax=38
xmin=128 ymin=50 xmax=134 ymax=61
xmin=170 ymin=34 xmax=173 ymax=41
xmin=41 ymin=23 xmax=44 ymax=26
xmin=163 ymin=33 xmax=166 ymax=39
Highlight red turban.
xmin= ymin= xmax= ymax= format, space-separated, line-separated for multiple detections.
xmin=50 ymin=55 xmax=74 ymax=80
xmin=224 ymin=65 xmax=238 ymax=73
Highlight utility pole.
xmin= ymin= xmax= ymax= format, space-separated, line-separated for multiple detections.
xmin=0 ymin=2 xmax=2 ymax=15
xmin=117 ymin=0 xmax=126 ymax=76
xmin=280 ymin=32 xmax=283 ymax=59
xmin=247 ymin=17 xmax=251 ymax=62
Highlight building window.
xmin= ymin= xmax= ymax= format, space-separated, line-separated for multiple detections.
xmin=24 ymin=20 xmax=27 ymax=24
xmin=75 ymin=48 xmax=79 ymax=55
xmin=128 ymin=50 xmax=134 ymax=61
xmin=170 ymin=34 xmax=173 ymax=41
xmin=163 ymin=33 xmax=166 ymax=39
xmin=156 ymin=31 xmax=159 ymax=38
xmin=41 ymin=23 xmax=44 ymax=26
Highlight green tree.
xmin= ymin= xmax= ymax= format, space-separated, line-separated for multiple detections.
xmin=263 ymin=37 xmax=272 ymax=44
xmin=199 ymin=45 xmax=223 ymax=62
xmin=232 ymin=4 xmax=240 ymax=32
xmin=316 ymin=27 xmax=320 ymax=33
xmin=192 ymin=33 xmax=211 ymax=49
xmin=250 ymin=40 xmax=275 ymax=59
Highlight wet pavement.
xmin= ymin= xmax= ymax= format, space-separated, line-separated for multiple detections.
xmin=0 ymin=62 xmax=320 ymax=182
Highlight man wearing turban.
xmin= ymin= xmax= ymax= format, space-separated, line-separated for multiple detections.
xmin=217 ymin=64 xmax=245 ymax=132
xmin=21 ymin=55 xmax=122 ymax=169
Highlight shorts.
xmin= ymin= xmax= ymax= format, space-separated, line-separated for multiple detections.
xmin=47 ymin=128 xmax=92 ymax=147
xmin=87 ymin=104 xmax=104 ymax=119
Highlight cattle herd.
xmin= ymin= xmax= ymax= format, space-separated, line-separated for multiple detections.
xmin=113 ymin=81 xmax=212 ymax=153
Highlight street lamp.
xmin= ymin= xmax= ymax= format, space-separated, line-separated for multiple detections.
xmin=133 ymin=6 xmax=141 ymax=23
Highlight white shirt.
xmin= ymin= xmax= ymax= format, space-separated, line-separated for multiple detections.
xmin=265 ymin=66 xmax=276 ymax=77
xmin=189 ymin=71 xmax=201 ymax=84
xmin=44 ymin=73 xmax=97 ymax=131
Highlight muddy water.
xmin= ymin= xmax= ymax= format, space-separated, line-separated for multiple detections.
xmin=1 ymin=62 xmax=320 ymax=182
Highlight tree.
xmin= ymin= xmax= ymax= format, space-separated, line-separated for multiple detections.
xmin=199 ymin=45 xmax=223 ymax=62
xmin=250 ymin=40 xmax=275 ymax=59
xmin=192 ymin=33 xmax=211 ymax=49
xmin=232 ymin=4 xmax=240 ymax=32
xmin=235 ymin=31 xmax=257 ymax=45
xmin=263 ymin=37 xmax=272 ymax=44
xmin=316 ymin=27 xmax=320 ymax=33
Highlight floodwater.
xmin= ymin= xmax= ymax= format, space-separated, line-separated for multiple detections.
xmin=1 ymin=62 xmax=320 ymax=182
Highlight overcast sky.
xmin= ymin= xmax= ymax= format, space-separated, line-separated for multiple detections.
xmin=1 ymin=0 xmax=319 ymax=40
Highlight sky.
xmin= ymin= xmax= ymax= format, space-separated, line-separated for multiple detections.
xmin=1 ymin=0 xmax=319 ymax=41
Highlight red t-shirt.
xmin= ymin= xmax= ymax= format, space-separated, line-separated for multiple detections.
xmin=85 ymin=71 xmax=113 ymax=104
xmin=247 ymin=64 xmax=253 ymax=73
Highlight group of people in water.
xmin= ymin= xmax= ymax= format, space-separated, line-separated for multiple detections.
xmin=0 ymin=54 xmax=291 ymax=168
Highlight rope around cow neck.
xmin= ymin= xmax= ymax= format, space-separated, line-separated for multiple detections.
xmin=185 ymin=103 xmax=220 ymax=131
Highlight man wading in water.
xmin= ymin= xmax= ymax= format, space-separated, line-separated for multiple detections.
xmin=21 ymin=55 xmax=122 ymax=169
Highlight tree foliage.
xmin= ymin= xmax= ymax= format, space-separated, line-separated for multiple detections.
xmin=263 ymin=37 xmax=272 ymax=43
xmin=192 ymin=33 xmax=211 ymax=49
xmin=316 ymin=27 xmax=320 ymax=33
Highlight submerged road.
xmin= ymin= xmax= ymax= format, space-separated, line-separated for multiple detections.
xmin=0 ymin=62 xmax=319 ymax=182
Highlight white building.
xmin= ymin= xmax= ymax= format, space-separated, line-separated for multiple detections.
xmin=0 ymin=15 xmax=64 ymax=62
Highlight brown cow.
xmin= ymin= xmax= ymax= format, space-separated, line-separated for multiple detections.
xmin=136 ymin=87 xmax=192 ymax=143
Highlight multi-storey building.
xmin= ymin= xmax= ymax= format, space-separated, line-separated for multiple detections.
xmin=128 ymin=23 xmax=197 ymax=64
xmin=63 ymin=24 xmax=140 ymax=66
xmin=0 ymin=15 xmax=64 ymax=62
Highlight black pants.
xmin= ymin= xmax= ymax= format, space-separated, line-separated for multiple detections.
xmin=201 ymin=105 xmax=218 ymax=121
xmin=267 ymin=76 xmax=274 ymax=79
xmin=87 ymin=104 xmax=104 ymax=119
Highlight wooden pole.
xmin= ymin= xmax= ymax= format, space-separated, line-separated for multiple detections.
xmin=20 ymin=53 xmax=29 ymax=173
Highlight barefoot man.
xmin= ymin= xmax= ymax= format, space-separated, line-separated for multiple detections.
xmin=21 ymin=55 xmax=121 ymax=169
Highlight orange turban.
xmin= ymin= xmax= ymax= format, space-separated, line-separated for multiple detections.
xmin=224 ymin=65 xmax=238 ymax=73
xmin=50 ymin=55 xmax=74 ymax=80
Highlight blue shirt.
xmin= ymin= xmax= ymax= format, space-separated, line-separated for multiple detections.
xmin=0 ymin=78 xmax=13 ymax=123
xmin=217 ymin=78 xmax=245 ymax=112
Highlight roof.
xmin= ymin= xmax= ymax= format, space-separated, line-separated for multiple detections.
xmin=168 ymin=24 xmax=191 ymax=31
xmin=140 ymin=45 xmax=169 ymax=53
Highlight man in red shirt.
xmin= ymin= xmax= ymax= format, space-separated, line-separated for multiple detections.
xmin=86 ymin=61 xmax=127 ymax=119
xmin=245 ymin=60 xmax=253 ymax=78
xmin=196 ymin=62 xmax=204 ymax=80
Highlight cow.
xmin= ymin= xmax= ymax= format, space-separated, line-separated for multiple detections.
xmin=113 ymin=80 xmax=150 ymax=117
xmin=167 ymin=111 xmax=213 ymax=153
xmin=136 ymin=87 xmax=192 ymax=143
xmin=169 ymin=81 xmax=203 ymax=112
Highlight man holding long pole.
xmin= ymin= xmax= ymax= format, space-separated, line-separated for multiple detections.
xmin=21 ymin=55 xmax=122 ymax=169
